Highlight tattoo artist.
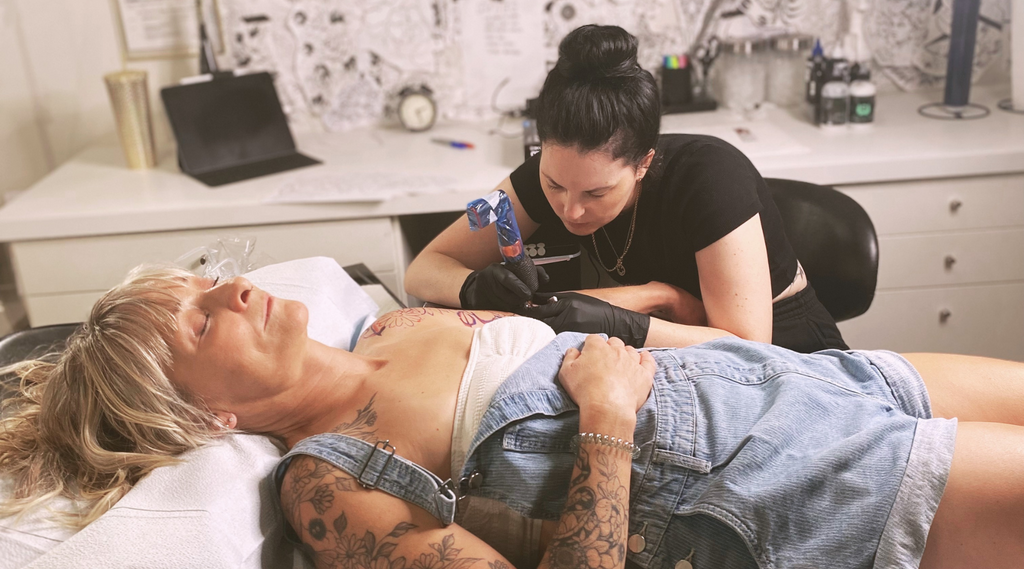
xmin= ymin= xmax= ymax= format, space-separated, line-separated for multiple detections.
xmin=404 ymin=24 xmax=847 ymax=353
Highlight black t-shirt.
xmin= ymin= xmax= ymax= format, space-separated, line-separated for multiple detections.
xmin=510 ymin=134 xmax=798 ymax=299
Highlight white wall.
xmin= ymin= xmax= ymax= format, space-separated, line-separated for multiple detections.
xmin=0 ymin=0 xmax=196 ymax=333
xmin=0 ymin=0 xmax=194 ymax=200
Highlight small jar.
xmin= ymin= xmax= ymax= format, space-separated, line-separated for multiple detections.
xmin=710 ymin=38 xmax=768 ymax=113
xmin=848 ymin=69 xmax=876 ymax=125
xmin=819 ymin=79 xmax=849 ymax=127
xmin=766 ymin=35 xmax=814 ymax=107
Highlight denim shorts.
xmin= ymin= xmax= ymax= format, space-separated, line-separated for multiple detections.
xmin=626 ymin=339 xmax=958 ymax=569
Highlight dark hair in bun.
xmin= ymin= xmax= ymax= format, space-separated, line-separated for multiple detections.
xmin=537 ymin=25 xmax=659 ymax=165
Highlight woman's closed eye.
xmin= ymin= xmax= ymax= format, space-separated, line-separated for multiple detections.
xmin=197 ymin=277 xmax=220 ymax=339
xmin=200 ymin=312 xmax=211 ymax=338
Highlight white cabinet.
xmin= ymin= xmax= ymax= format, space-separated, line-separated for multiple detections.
xmin=837 ymin=173 xmax=1024 ymax=361
xmin=10 ymin=218 xmax=402 ymax=326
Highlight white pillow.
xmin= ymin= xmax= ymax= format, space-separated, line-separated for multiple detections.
xmin=246 ymin=256 xmax=382 ymax=351
xmin=0 ymin=257 xmax=392 ymax=568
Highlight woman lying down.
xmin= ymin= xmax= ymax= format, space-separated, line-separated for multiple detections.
xmin=2 ymin=266 xmax=1024 ymax=569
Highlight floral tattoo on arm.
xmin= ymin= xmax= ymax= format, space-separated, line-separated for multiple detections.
xmin=284 ymin=461 xmax=499 ymax=569
xmin=545 ymin=447 xmax=630 ymax=569
xmin=282 ymin=397 xmax=509 ymax=569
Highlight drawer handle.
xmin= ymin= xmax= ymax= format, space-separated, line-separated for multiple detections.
xmin=949 ymin=199 xmax=962 ymax=213
xmin=944 ymin=255 xmax=957 ymax=270
xmin=939 ymin=308 xmax=952 ymax=324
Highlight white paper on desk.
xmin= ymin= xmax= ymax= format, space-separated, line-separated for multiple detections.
xmin=662 ymin=122 xmax=811 ymax=158
xmin=265 ymin=170 xmax=462 ymax=203
xmin=459 ymin=0 xmax=546 ymax=112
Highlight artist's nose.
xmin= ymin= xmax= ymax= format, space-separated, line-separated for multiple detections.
xmin=562 ymin=198 xmax=586 ymax=223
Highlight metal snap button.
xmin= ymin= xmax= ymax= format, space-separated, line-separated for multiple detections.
xmin=674 ymin=548 xmax=695 ymax=569
xmin=468 ymin=470 xmax=483 ymax=489
xmin=627 ymin=533 xmax=646 ymax=553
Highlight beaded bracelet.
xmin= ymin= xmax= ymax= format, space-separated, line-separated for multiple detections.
xmin=570 ymin=432 xmax=642 ymax=459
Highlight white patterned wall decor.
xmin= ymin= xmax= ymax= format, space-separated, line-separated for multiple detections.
xmin=219 ymin=0 xmax=1012 ymax=131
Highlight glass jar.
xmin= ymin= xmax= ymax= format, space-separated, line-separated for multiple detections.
xmin=710 ymin=38 xmax=768 ymax=113
xmin=766 ymin=35 xmax=814 ymax=108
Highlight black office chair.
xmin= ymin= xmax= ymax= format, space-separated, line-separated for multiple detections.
xmin=766 ymin=178 xmax=878 ymax=322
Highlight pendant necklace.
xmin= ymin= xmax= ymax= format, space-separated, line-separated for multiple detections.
xmin=591 ymin=180 xmax=641 ymax=277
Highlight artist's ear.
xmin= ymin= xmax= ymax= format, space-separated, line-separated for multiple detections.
xmin=212 ymin=411 xmax=237 ymax=430
xmin=636 ymin=149 xmax=656 ymax=180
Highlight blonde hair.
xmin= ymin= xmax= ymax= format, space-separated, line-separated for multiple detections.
xmin=0 ymin=265 xmax=221 ymax=527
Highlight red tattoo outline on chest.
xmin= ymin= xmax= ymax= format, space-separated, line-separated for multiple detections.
xmin=360 ymin=308 xmax=437 ymax=338
xmin=456 ymin=310 xmax=506 ymax=327
xmin=359 ymin=308 xmax=508 ymax=339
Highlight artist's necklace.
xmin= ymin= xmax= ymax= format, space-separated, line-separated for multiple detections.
xmin=591 ymin=180 xmax=641 ymax=277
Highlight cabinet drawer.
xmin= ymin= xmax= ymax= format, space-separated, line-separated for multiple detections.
xmin=839 ymin=173 xmax=1024 ymax=235
xmin=24 ymin=291 xmax=101 ymax=327
xmin=837 ymin=283 xmax=1024 ymax=361
xmin=23 ymin=270 xmax=399 ymax=327
xmin=11 ymin=218 xmax=396 ymax=296
xmin=876 ymin=228 xmax=1024 ymax=289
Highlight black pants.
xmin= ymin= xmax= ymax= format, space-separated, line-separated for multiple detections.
xmin=772 ymin=284 xmax=849 ymax=353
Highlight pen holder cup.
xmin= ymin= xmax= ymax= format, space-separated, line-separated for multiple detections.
xmin=661 ymin=67 xmax=693 ymax=107
xmin=104 ymin=70 xmax=157 ymax=169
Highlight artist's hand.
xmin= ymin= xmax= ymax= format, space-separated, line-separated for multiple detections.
xmin=459 ymin=262 xmax=548 ymax=311
xmin=521 ymin=292 xmax=651 ymax=348
xmin=559 ymin=335 xmax=655 ymax=416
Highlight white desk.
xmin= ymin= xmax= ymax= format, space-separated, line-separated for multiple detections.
xmin=1 ymin=85 xmax=1022 ymax=359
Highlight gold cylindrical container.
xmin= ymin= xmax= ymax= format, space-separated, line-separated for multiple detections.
xmin=104 ymin=70 xmax=156 ymax=169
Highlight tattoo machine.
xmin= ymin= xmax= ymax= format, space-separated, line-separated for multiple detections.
xmin=466 ymin=190 xmax=540 ymax=292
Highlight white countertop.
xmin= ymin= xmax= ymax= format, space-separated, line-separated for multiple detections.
xmin=0 ymin=84 xmax=1021 ymax=242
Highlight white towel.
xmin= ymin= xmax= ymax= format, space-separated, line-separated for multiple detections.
xmin=20 ymin=436 xmax=293 ymax=569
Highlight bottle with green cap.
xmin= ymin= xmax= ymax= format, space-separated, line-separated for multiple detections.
xmin=849 ymin=66 xmax=876 ymax=126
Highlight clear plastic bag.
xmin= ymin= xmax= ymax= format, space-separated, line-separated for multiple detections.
xmin=174 ymin=236 xmax=275 ymax=280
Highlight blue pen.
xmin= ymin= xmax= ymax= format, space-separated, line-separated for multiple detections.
xmin=431 ymin=138 xmax=475 ymax=149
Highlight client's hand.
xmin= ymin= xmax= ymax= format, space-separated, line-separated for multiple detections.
xmin=558 ymin=334 xmax=655 ymax=415
xmin=459 ymin=262 xmax=549 ymax=311
xmin=520 ymin=292 xmax=651 ymax=348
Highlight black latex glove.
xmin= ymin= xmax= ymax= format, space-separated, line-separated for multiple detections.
xmin=520 ymin=292 xmax=650 ymax=348
xmin=459 ymin=262 xmax=549 ymax=311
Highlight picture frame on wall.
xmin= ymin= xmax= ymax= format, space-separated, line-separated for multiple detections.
xmin=111 ymin=0 xmax=224 ymax=60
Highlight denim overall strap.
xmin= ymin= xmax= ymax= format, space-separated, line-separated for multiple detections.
xmin=278 ymin=433 xmax=458 ymax=525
